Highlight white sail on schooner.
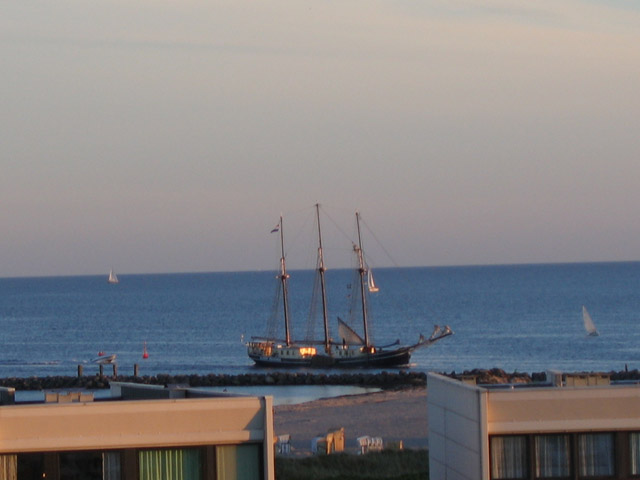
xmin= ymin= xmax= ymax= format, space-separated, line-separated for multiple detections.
xmin=367 ymin=270 xmax=379 ymax=293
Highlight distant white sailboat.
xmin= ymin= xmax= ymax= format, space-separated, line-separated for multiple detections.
xmin=108 ymin=269 xmax=119 ymax=284
xmin=582 ymin=306 xmax=599 ymax=336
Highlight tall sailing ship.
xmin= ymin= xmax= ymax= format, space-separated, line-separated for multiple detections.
xmin=247 ymin=205 xmax=453 ymax=368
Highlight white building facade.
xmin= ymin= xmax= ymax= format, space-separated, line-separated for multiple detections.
xmin=428 ymin=372 xmax=640 ymax=480
xmin=0 ymin=383 xmax=274 ymax=480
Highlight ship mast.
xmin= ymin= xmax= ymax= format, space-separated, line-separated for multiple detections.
xmin=315 ymin=204 xmax=331 ymax=351
xmin=355 ymin=211 xmax=371 ymax=348
xmin=278 ymin=215 xmax=292 ymax=346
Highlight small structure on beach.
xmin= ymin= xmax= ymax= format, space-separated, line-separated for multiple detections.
xmin=311 ymin=427 xmax=345 ymax=455
xmin=357 ymin=435 xmax=384 ymax=454
xmin=275 ymin=434 xmax=291 ymax=455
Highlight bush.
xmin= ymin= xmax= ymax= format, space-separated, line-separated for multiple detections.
xmin=275 ymin=449 xmax=428 ymax=480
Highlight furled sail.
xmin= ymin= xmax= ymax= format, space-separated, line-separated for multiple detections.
xmin=337 ymin=317 xmax=365 ymax=345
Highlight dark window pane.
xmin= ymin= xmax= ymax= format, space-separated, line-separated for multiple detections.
xmin=631 ymin=433 xmax=640 ymax=475
xmin=59 ymin=451 xmax=104 ymax=480
xmin=491 ymin=436 xmax=527 ymax=479
xmin=577 ymin=433 xmax=614 ymax=477
xmin=535 ymin=435 xmax=570 ymax=478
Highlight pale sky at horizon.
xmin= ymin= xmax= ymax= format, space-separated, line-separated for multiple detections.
xmin=1 ymin=0 xmax=639 ymax=277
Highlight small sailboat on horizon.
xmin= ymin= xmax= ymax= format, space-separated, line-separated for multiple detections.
xmin=582 ymin=305 xmax=599 ymax=336
xmin=108 ymin=269 xmax=119 ymax=284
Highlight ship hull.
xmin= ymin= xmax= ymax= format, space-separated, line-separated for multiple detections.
xmin=248 ymin=347 xmax=413 ymax=369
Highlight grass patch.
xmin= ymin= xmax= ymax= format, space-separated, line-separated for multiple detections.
xmin=275 ymin=449 xmax=428 ymax=480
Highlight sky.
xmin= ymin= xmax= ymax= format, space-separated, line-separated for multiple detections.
xmin=1 ymin=0 xmax=640 ymax=277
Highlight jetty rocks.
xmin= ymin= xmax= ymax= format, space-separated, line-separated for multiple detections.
xmin=2 ymin=368 xmax=639 ymax=391
xmin=0 ymin=371 xmax=427 ymax=391
xmin=449 ymin=368 xmax=535 ymax=384
xmin=447 ymin=368 xmax=640 ymax=385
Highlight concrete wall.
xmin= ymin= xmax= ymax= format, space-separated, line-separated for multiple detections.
xmin=486 ymin=383 xmax=640 ymax=434
xmin=427 ymin=373 xmax=489 ymax=480
xmin=0 ymin=396 xmax=270 ymax=453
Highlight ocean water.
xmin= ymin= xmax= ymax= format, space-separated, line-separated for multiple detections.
xmin=0 ymin=262 xmax=639 ymax=379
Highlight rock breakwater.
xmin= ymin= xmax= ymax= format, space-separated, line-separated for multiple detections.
xmin=0 ymin=370 xmax=427 ymax=391
xmin=447 ymin=367 xmax=640 ymax=384
xmin=2 ymin=368 xmax=638 ymax=391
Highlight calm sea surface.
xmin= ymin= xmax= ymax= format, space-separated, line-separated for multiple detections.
xmin=1 ymin=262 xmax=639 ymax=379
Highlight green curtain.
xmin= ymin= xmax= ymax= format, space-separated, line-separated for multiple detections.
xmin=139 ymin=448 xmax=201 ymax=480
xmin=216 ymin=445 xmax=261 ymax=480
xmin=0 ymin=455 xmax=17 ymax=480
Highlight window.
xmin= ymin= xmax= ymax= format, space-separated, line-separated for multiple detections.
xmin=6 ymin=444 xmax=263 ymax=480
xmin=0 ymin=455 xmax=17 ymax=480
xmin=631 ymin=432 xmax=640 ymax=475
xmin=139 ymin=448 xmax=202 ymax=480
xmin=535 ymin=434 xmax=571 ymax=478
xmin=577 ymin=433 xmax=614 ymax=477
xmin=490 ymin=436 xmax=528 ymax=479
xmin=60 ymin=451 xmax=104 ymax=479
xmin=16 ymin=452 xmax=121 ymax=480
xmin=216 ymin=445 xmax=261 ymax=480
xmin=17 ymin=453 xmax=57 ymax=479
xmin=490 ymin=433 xmax=620 ymax=480
xmin=103 ymin=452 xmax=122 ymax=480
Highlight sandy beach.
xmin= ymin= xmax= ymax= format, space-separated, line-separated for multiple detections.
xmin=274 ymin=387 xmax=427 ymax=454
